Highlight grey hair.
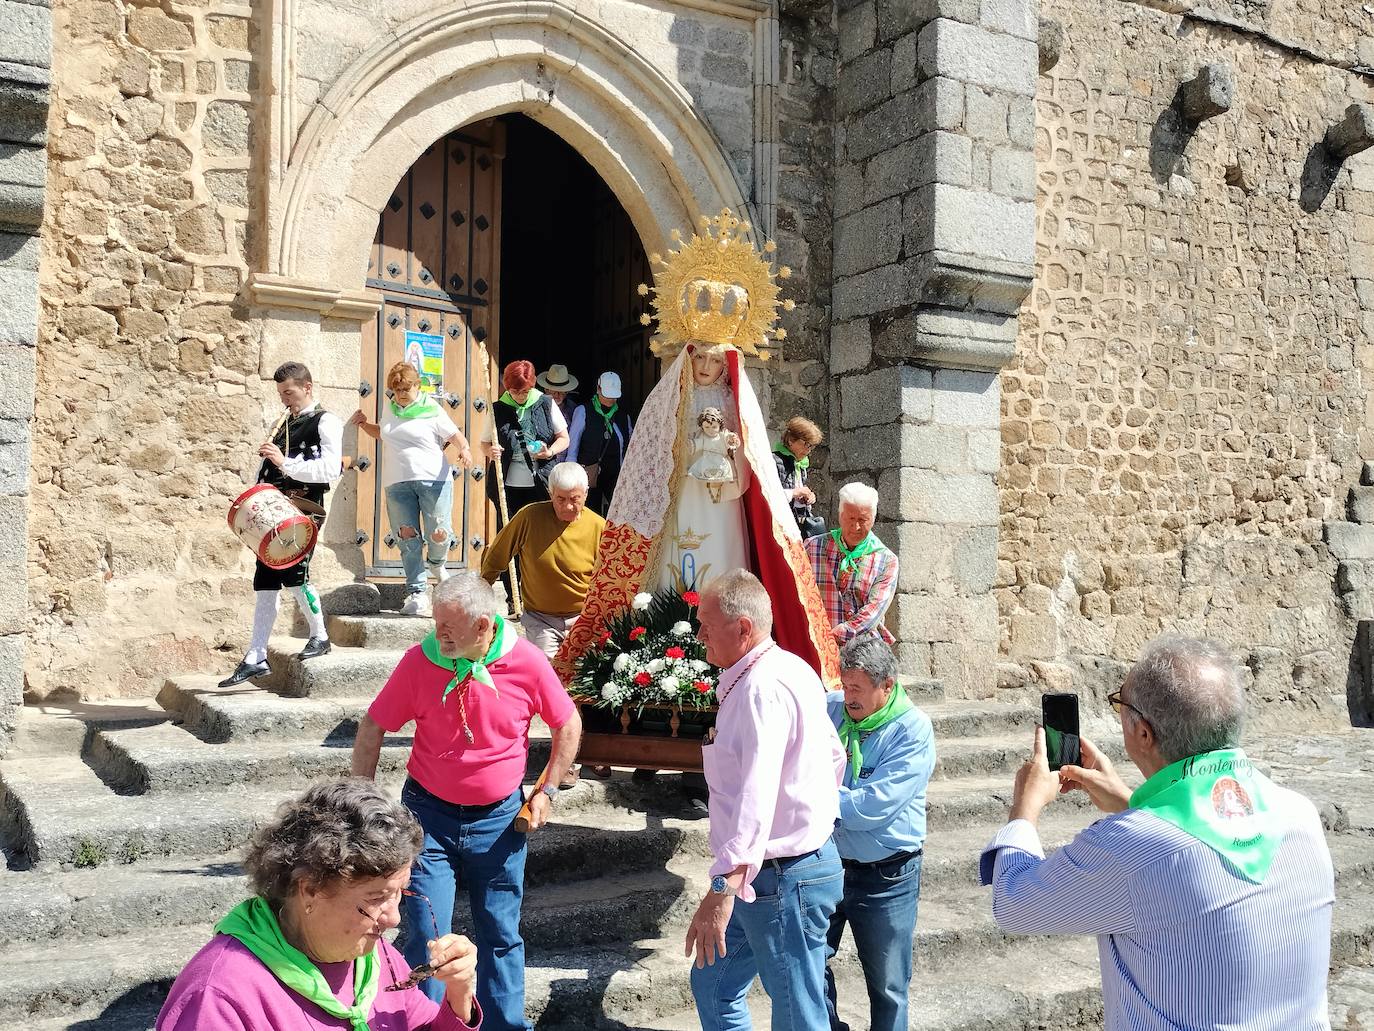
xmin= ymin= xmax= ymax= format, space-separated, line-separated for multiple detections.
xmin=244 ymin=779 xmax=423 ymax=906
xmin=549 ymin=462 xmax=588 ymax=493
xmin=433 ymin=570 xmax=499 ymax=619
xmin=840 ymin=633 xmax=898 ymax=689
xmin=1125 ymin=634 xmax=1246 ymax=763
xmin=706 ymin=569 xmax=773 ymax=636
xmin=837 ymin=481 xmax=879 ymax=514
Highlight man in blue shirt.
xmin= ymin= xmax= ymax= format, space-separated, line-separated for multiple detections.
xmin=824 ymin=634 xmax=936 ymax=1031
xmin=982 ymin=635 xmax=1334 ymax=1030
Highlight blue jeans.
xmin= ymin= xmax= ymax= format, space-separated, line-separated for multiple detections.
xmin=399 ymin=780 xmax=530 ymax=1030
xmin=691 ymin=839 xmax=843 ymax=1031
xmin=823 ymin=851 xmax=922 ymax=1031
xmin=385 ymin=478 xmax=453 ymax=595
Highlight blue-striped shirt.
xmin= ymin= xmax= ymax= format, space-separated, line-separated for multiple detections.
xmin=826 ymin=692 xmax=935 ymax=862
xmin=980 ymin=787 xmax=1334 ymax=1030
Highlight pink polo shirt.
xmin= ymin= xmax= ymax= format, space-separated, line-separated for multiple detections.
xmin=703 ymin=640 xmax=845 ymax=902
xmin=369 ymin=636 xmax=575 ymax=805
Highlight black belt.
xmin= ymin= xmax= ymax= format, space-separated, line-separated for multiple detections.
xmin=403 ymin=777 xmax=513 ymax=813
xmin=842 ymin=847 xmax=922 ymax=871
xmin=764 ymin=847 xmax=826 ymax=872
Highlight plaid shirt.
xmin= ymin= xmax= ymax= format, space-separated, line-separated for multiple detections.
xmin=804 ymin=532 xmax=898 ymax=645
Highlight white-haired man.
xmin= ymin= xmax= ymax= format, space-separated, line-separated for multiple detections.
xmin=983 ymin=635 xmax=1335 ymax=1029
xmin=686 ymin=569 xmax=846 ymax=1031
xmin=481 ymin=461 xmax=605 ymax=659
xmin=352 ymin=572 xmax=581 ymax=1031
xmin=804 ymin=481 xmax=898 ymax=645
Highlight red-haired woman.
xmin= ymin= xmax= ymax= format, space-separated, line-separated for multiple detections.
xmin=481 ymin=359 xmax=569 ymax=517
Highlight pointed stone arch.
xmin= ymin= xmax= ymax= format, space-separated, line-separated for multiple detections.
xmin=267 ymin=0 xmax=753 ymax=293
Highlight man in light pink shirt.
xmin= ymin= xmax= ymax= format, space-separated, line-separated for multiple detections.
xmin=685 ymin=569 xmax=845 ymax=1031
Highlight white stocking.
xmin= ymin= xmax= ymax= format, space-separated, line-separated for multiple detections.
xmin=246 ymin=590 xmax=279 ymax=665
xmin=289 ymin=584 xmax=328 ymax=641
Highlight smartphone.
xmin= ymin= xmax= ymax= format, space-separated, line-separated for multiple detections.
xmin=1041 ymin=693 xmax=1081 ymax=771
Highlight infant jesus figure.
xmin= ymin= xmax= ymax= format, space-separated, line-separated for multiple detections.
xmin=686 ymin=406 xmax=741 ymax=503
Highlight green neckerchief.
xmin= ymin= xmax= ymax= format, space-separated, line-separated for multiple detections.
xmin=838 ymin=684 xmax=914 ymax=784
xmin=389 ymin=394 xmax=440 ymax=421
xmin=592 ymin=396 xmax=619 ymax=432
xmin=773 ymin=441 xmax=809 ymax=470
xmin=831 ymin=529 xmax=884 ymax=579
xmin=215 ymin=897 xmax=378 ymax=1031
xmin=1129 ymin=747 xmax=1289 ymax=884
xmin=421 ymin=613 xmax=507 ymax=701
xmin=499 ymin=387 xmax=544 ymax=417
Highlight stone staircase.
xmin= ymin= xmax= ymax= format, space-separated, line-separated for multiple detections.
xmin=2 ymin=603 xmax=1373 ymax=1030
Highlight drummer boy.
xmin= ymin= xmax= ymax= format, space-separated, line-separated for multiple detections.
xmin=220 ymin=361 xmax=345 ymax=687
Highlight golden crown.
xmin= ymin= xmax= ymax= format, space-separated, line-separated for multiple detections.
xmin=673 ymin=529 xmax=709 ymax=551
xmin=637 ymin=209 xmax=795 ymax=359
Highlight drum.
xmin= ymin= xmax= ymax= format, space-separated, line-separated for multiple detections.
xmin=227 ymin=484 xmax=319 ymax=569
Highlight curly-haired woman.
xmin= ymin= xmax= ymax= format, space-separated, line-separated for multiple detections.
xmin=156 ymin=779 xmax=481 ymax=1030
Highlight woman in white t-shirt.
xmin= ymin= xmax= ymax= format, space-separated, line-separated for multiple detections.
xmin=351 ymin=362 xmax=472 ymax=615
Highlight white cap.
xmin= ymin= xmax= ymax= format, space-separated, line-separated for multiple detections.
xmin=598 ymin=371 xmax=623 ymax=399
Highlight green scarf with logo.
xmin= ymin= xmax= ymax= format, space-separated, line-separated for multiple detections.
xmin=837 ymin=683 xmax=914 ymax=784
xmin=773 ymin=441 xmax=809 ymax=470
xmin=592 ymin=396 xmax=619 ymax=432
xmin=499 ymin=388 xmax=544 ymax=418
xmin=215 ymin=897 xmax=379 ymax=1031
xmin=421 ymin=613 xmax=506 ymax=702
xmin=830 ymin=529 xmax=884 ymax=579
xmin=1129 ymin=747 xmax=1288 ymax=884
xmin=389 ymin=394 xmax=441 ymax=421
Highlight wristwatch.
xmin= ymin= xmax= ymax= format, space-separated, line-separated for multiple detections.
xmin=540 ymin=782 xmax=560 ymax=801
xmin=709 ymin=875 xmax=736 ymax=897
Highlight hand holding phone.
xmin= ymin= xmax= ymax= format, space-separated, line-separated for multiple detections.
xmin=1041 ymin=692 xmax=1081 ymax=771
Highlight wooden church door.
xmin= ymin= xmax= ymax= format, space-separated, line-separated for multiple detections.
xmin=356 ymin=119 xmax=504 ymax=579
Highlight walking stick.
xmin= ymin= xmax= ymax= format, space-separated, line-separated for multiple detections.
xmin=476 ymin=338 xmax=523 ymax=619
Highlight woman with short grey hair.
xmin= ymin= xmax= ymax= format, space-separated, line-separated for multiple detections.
xmin=156 ymin=779 xmax=482 ymax=1030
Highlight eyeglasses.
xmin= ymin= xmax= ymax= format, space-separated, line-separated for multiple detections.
xmin=357 ymin=888 xmax=441 ymax=992
xmin=1107 ymin=690 xmax=1150 ymax=724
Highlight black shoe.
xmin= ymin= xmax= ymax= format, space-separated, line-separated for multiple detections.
xmin=218 ymin=660 xmax=270 ymax=688
xmin=631 ymin=768 xmax=658 ymax=783
xmin=297 ymin=637 xmax=332 ymax=661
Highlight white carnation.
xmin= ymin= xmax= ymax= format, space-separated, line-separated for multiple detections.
xmin=632 ymin=592 xmax=654 ymax=611
xmin=691 ymin=659 xmax=710 ymax=673
xmin=601 ymin=683 xmax=620 ymax=700
xmin=613 ymin=653 xmax=630 ymax=672
xmin=659 ymin=675 xmax=680 ymax=694
xmin=671 ymin=621 xmax=692 ymax=636
xmin=647 ymin=658 xmax=666 ymax=673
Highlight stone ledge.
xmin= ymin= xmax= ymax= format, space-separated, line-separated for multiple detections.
xmin=246 ymin=272 xmax=383 ymax=321
xmin=0 ymin=62 xmax=50 ymax=146
xmin=873 ymin=304 xmax=1020 ymax=371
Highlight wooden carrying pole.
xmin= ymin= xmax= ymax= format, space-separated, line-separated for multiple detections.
xmin=514 ymin=766 xmax=549 ymax=833
xmin=477 ymin=335 xmax=522 ymax=619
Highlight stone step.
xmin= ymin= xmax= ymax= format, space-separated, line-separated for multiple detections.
xmin=87 ymin=721 xmax=417 ymax=793
xmin=0 ymin=751 xmax=711 ymax=871
xmin=328 ymin=611 xmax=433 ymax=649
xmin=157 ymin=678 xmax=375 ymax=744
xmin=261 ymin=637 xmax=407 ymax=699
xmin=931 ymin=733 xmax=1128 ymax=781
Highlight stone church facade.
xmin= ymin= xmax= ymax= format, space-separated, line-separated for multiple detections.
xmin=2 ymin=0 xmax=1372 ymax=752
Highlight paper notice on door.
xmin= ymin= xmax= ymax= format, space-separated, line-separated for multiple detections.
xmin=404 ymin=331 xmax=445 ymax=395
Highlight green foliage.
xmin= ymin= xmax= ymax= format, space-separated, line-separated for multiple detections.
xmin=72 ymin=838 xmax=107 ymax=869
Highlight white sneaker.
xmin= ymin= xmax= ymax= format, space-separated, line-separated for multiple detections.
xmin=432 ymin=562 xmax=451 ymax=583
xmin=401 ymin=594 xmax=428 ymax=617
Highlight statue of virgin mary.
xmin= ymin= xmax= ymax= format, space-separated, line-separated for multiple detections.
xmin=554 ymin=211 xmax=838 ymax=685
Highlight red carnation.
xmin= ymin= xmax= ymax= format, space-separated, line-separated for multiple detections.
xmin=682 ymin=591 xmax=700 ymax=606
xmin=597 ymin=630 xmax=612 ymax=645
xmin=693 ymin=680 xmax=712 ymax=693
xmin=634 ymin=671 xmax=652 ymax=686
xmin=665 ymin=646 xmax=686 ymax=659
xmin=628 ymin=626 xmax=647 ymax=641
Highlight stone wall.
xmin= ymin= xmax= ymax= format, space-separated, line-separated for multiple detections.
xmin=27 ymin=0 xmax=267 ymax=699
xmin=998 ymin=0 xmax=1374 ymax=721
xmin=0 ymin=0 xmax=51 ymax=752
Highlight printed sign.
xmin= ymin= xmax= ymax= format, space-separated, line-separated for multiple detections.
xmin=404 ymin=331 xmax=445 ymax=394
